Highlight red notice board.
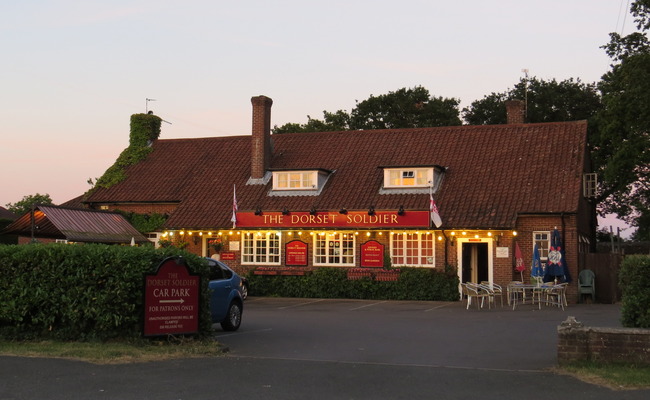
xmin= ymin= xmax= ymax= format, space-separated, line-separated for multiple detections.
xmin=286 ymin=240 xmax=308 ymax=266
xmin=144 ymin=257 xmax=200 ymax=337
xmin=361 ymin=240 xmax=384 ymax=268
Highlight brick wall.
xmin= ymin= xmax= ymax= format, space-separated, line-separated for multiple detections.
xmin=557 ymin=317 xmax=650 ymax=365
xmin=251 ymin=95 xmax=273 ymax=179
xmin=515 ymin=215 xmax=581 ymax=303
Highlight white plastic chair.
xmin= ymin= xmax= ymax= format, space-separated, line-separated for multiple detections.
xmin=461 ymin=283 xmax=490 ymax=310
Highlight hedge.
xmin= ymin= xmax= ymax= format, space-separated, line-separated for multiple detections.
xmin=0 ymin=244 xmax=212 ymax=341
xmin=619 ymin=255 xmax=650 ymax=328
xmin=247 ymin=267 xmax=460 ymax=301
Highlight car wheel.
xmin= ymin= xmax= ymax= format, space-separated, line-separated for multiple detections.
xmin=241 ymin=282 xmax=249 ymax=300
xmin=220 ymin=301 xmax=242 ymax=331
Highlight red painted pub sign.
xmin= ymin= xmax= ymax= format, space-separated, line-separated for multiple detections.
xmin=286 ymin=240 xmax=308 ymax=266
xmin=236 ymin=210 xmax=430 ymax=228
xmin=361 ymin=240 xmax=385 ymax=268
xmin=144 ymin=257 xmax=200 ymax=337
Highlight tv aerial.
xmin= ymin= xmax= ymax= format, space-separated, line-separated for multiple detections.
xmin=145 ymin=98 xmax=172 ymax=124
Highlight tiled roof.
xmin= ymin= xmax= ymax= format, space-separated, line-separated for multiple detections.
xmin=0 ymin=206 xmax=17 ymax=221
xmin=2 ymin=205 xmax=149 ymax=244
xmin=86 ymin=121 xmax=588 ymax=230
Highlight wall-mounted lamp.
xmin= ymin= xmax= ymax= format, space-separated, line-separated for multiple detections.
xmin=489 ymin=232 xmax=503 ymax=246
xmin=339 ymin=208 xmax=348 ymax=214
xmin=310 ymin=207 xmax=317 ymax=215
xmin=254 ymin=208 xmax=262 ymax=216
xmin=193 ymin=235 xmax=200 ymax=245
xmin=368 ymin=206 xmax=375 ymax=216
xmin=282 ymin=208 xmax=290 ymax=215
xmin=397 ymin=205 xmax=405 ymax=216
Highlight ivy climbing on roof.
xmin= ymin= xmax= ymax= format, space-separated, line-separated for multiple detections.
xmin=89 ymin=113 xmax=162 ymax=191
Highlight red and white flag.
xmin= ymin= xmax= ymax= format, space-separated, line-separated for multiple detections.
xmin=231 ymin=184 xmax=238 ymax=229
xmin=429 ymin=189 xmax=442 ymax=228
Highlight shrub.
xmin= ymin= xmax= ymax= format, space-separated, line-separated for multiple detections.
xmin=619 ymin=255 xmax=650 ymax=328
xmin=247 ymin=267 xmax=459 ymax=301
xmin=0 ymin=244 xmax=212 ymax=341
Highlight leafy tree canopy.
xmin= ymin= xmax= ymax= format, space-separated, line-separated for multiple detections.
xmin=595 ymin=0 xmax=650 ymax=240
xmin=273 ymin=86 xmax=461 ymax=133
xmin=5 ymin=193 xmax=54 ymax=216
xmin=462 ymin=77 xmax=602 ymax=125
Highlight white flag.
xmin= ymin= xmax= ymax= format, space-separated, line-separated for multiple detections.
xmin=231 ymin=184 xmax=238 ymax=229
xmin=430 ymin=190 xmax=442 ymax=228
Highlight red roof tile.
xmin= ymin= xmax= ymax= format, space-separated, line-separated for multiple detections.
xmin=86 ymin=121 xmax=588 ymax=230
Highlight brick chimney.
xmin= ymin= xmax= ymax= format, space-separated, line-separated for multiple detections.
xmin=505 ymin=100 xmax=525 ymax=124
xmin=251 ymin=95 xmax=273 ymax=180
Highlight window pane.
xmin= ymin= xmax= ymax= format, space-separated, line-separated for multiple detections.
xmin=390 ymin=170 xmax=400 ymax=186
xmin=302 ymin=172 xmax=313 ymax=187
xmin=391 ymin=232 xmax=435 ymax=267
xmin=241 ymin=231 xmax=281 ymax=265
xmin=277 ymin=173 xmax=288 ymax=188
xmin=313 ymin=232 xmax=354 ymax=266
xmin=416 ymin=169 xmax=428 ymax=185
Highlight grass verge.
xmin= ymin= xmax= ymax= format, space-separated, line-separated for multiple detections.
xmin=0 ymin=337 xmax=227 ymax=364
xmin=555 ymin=361 xmax=650 ymax=390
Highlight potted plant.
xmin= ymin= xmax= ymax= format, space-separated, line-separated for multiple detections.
xmin=208 ymin=237 xmax=225 ymax=259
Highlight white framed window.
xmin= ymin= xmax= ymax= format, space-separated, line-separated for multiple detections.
xmin=273 ymin=171 xmax=317 ymax=190
xmin=533 ymin=231 xmax=550 ymax=261
xmin=313 ymin=232 xmax=355 ymax=266
xmin=242 ymin=231 xmax=281 ymax=265
xmin=384 ymin=168 xmax=432 ymax=188
xmin=390 ymin=232 xmax=435 ymax=267
xmin=583 ymin=173 xmax=597 ymax=198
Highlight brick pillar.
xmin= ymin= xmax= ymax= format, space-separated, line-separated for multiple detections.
xmin=251 ymin=95 xmax=273 ymax=180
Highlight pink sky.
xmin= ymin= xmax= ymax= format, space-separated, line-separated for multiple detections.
xmin=0 ymin=1 xmax=636 ymax=238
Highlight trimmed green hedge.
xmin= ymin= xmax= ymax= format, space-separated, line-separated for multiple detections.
xmin=247 ymin=267 xmax=460 ymax=301
xmin=0 ymin=244 xmax=212 ymax=341
xmin=619 ymin=255 xmax=650 ymax=328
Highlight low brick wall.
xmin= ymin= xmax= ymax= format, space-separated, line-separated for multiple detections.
xmin=557 ymin=317 xmax=650 ymax=365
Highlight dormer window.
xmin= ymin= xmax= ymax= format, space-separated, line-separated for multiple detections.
xmin=384 ymin=168 xmax=432 ymax=188
xmin=274 ymin=171 xmax=316 ymax=190
xmin=271 ymin=169 xmax=330 ymax=194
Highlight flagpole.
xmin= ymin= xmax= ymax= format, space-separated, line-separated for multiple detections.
xmin=231 ymin=184 xmax=238 ymax=229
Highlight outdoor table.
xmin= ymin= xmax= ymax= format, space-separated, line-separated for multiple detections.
xmin=507 ymin=283 xmax=565 ymax=310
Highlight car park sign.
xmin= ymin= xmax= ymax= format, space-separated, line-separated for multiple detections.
xmin=144 ymin=257 xmax=200 ymax=336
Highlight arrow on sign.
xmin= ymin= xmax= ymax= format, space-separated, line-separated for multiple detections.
xmin=159 ymin=298 xmax=185 ymax=304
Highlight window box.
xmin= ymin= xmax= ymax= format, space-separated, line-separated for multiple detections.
xmin=374 ymin=269 xmax=401 ymax=281
xmin=347 ymin=268 xmax=374 ymax=280
xmin=279 ymin=267 xmax=311 ymax=276
xmin=253 ymin=267 xmax=278 ymax=276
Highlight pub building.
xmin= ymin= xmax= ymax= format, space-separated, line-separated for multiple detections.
xmin=83 ymin=96 xmax=596 ymax=303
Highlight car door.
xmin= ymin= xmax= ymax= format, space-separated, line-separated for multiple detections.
xmin=207 ymin=259 xmax=235 ymax=322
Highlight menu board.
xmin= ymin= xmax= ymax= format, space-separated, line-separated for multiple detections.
xmin=286 ymin=240 xmax=308 ymax=266
xmin=361 ymin=240 xmax=384 ymax=268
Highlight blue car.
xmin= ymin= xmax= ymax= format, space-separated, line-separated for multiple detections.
xmin=205 ymin=258 xmax=244 ymax=331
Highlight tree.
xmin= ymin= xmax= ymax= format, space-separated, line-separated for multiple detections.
xmin=462 ymin=77 xmax=602 ymax=125
xmin=5 ymin=193 xmax=54 ymax=216
xmin=349 ymin=87 xmax=461 ymax=129
xmin=273 ymin=86 xmax=461 ymax=133
xmin=595 ymin=0 xmax=650 ymax=240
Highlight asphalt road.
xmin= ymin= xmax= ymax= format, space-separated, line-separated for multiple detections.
xmin=2 ymin=298 xmax=648 ymax=399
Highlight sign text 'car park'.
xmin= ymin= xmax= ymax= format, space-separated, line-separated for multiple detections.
xmin=144 ymin=257 xmax=200 ymax=337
